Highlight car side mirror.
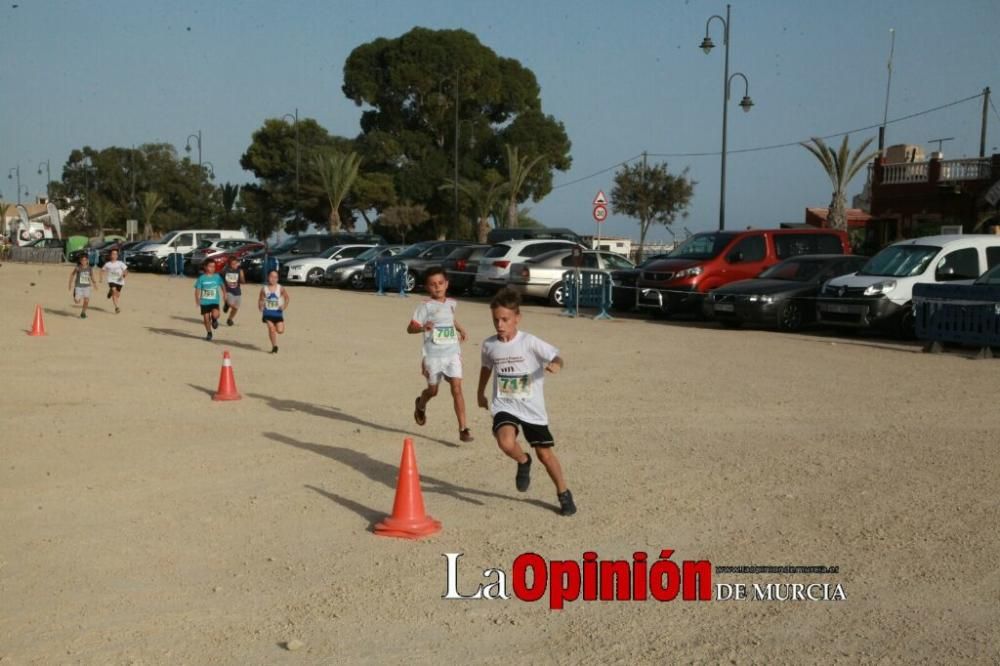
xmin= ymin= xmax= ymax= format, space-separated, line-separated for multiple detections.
xmin=727 ymin=251 xmax=743 ymax=263
xmin=936 ymin=266 xmax=959 ymax=281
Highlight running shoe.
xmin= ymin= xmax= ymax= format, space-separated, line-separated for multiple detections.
xmin=515 ymin=454 xmax=532 ymax=492
xmin=557 ymin=489 xmax=577 ymax=516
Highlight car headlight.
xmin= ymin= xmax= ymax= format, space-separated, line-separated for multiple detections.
xmin=748 ymin=295 xmax=774 ymax=304
xmin=675 ymin=266 xmax=703 ymax=278
xmin=863 ymin=280 xmax=896 ymax=296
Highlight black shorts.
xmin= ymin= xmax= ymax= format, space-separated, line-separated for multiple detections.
xmin=200 ymin=303 xmax=220 ymax=315
xmin=262 ymin=314 xmax=284 ymax=324
xmin=108 ymin=283 xmax=123 ymax=292
xmin=492 ymin=412 xmax=555 ymax=448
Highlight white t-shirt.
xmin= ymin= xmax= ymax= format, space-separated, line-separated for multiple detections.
xmin=103 ymin=260 xmax=127 ymax=285
xmin=480 ymin=331 xmax=559 ymax=425
xmin=412 ymin=298 xmax=460 ymax=358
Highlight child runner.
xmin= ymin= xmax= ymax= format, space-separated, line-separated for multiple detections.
xmin=258 ymin=270 xmax=290 ymax=354
xmin=102 ymin=249 xmax=128 ymax=314
xmin=408 ymin=267 xmax=472 ymax=442
xmin=477 ymin=288 xmax=576 ymax=516
xmin=193 ymin=260 xmax=225 ymax=341
xmin=68 ymin=254 xmax=98 ymax=318
xmin=221 ymin=256 xmax=245 ymax=326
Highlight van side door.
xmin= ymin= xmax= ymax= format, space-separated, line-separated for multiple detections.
xmin=723 ymin=234 xmax=768 ymax=280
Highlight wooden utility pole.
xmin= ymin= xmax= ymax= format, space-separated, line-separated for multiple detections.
xmin=980 ymin=87 xmax=991 ymax=158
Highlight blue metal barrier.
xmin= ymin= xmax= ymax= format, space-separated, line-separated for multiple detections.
xmin=560 ymin=270 xmax=614 ymax=319
xmin=913 ymin=283 xmax=1000 ymax=356
xmin=376 ymin=260 xmax=408 ymax=297
xmin=166 ymin=252 xmax=185 ymax=277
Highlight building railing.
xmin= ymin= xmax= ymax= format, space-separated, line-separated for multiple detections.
xmin=938 ymin=158 xmax=991 ymax=182
xmin=880 ymin=162 xmax=929 ymax=184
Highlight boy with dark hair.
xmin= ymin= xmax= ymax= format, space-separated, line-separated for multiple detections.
xmin=477 ymin=288 xmax=576 ymax=516
xmin=194 ymin=260 xmax=224 ymax=341
xmin=222 ymin=255 xmax=245 ymax=325
xmin=408 ymin=266 xmax=472 ymax=442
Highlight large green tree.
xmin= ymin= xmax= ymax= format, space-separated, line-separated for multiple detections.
xmin=611 ymin=159 xmax=695 ymax=263
xmin=342 ymin=27 xmax=572 ymax=239
xmin=801 ymin=136 xmax=877 ymax=231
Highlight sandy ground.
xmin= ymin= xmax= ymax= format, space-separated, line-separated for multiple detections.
xmin=0 ymin=260 xmax=997 ymax=665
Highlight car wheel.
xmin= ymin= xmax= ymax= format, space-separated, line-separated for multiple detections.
xmin=404 ymin=270 xmax=417 ymax=293
xmin=348 ymin=271 xmax=366 ymax=290
xmin=306 ymin=268 xmax=324 ymax=285
xmin=548 ymin=282 xmax=565 ymax=307
xmin=778 ymin=300 xmax=803 ymax=331
xmin=896 ymin=306 xmax=915 ymax=340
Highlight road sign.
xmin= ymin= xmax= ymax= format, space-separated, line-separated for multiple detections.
xmin=593 ymin=204 xmax=608 ymax=223
xmin=593 ymin=191 xmax=608 ymax=206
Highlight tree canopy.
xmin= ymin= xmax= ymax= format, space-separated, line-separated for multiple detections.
xmin=611 ymin=159 xmax=695 ymax=262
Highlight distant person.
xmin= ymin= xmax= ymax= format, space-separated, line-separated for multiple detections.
xmin=101 ymin=249 xmax=128 ymax=314
xmin=987 ymin=222 xmax=1000 ymax=236
xmin=477 ymin=288 xmax=576 ymax=516
xmin=258 ymin=270 xmax=290 ymax=354
xmin=68 ymin=254 xmax=98 ymax=319
xmin=408 ymin=267 xmax=472 ymax=442
xmin=221 ymin=256 xmax=245 ymax=326
xmin=194 ymin=260 xmax=224 ymax=341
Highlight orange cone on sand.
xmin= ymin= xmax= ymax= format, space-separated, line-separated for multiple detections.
xmin=375 ymin=438 xmax=442 ymax=539
xmin=28 ymin=305 xmax=47 ymax=336
xmin=212 ymin=350 xmax=242 ymax=401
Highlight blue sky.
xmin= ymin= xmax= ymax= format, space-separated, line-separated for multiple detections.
xmin=2 ymin=0 xmax=998 ymax=242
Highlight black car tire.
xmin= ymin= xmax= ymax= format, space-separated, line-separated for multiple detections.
xmin=778 ymin=300 xmax=804 ymax=332
xmin=348 ymin=271 xmax=366 ymax=290
xmin=306 ymin=268 xmax=324 ymax=285
xmin=404 ymin=270 xmax=417 ymax=293
xmin=896 ymin=305 xmax=915 ymax=340
xmin=548 ymin=282 xmax=565 ymax=307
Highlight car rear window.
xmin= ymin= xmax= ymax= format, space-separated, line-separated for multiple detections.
xmin=519 ymin=241 xmax=574 ymax=258
xmin=986 ymin=246 xmax=1000 ymax=270
xmin=484 ymin=244 xmax=512 ymax=258
xmin=774 ymin=233 xmax=844 ymax=259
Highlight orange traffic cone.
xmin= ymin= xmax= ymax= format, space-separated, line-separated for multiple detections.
xmin=375 ymin=438 xmax=442 ymax=539
xmin=212 ymin=350 xmax=242 ymax=401
xmin=28 ymin=305 xmax=47 ymax=337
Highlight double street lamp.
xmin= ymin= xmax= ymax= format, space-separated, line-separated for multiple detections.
xmin=282 ymin=109 xmax=300 ymax=223
xmin=8 ymin=165 xmax=29 ymax=204
xmin=700 ymin=4 xmax=754 ymax=231
xmin=37 ymin=160 xmax=51 ymax=199
xmin=185 ymin=130 xmax=203 ymax=166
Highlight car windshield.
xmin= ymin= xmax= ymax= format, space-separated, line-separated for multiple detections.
xmin=197 ymin=240 xmax=214 ymax=249
xmin=397 ymin=243 xmax=432 ymax=258
xmin=974 ymin=264 xmax=1000 ymax=285
xmin=269 ymin=238 xmax=298 ymax=253
xmin=355 ymin=247 xmax=383 ymax=261
xmin=318 ymin=245 xmax=343 ymax=259
xmin=858 ymin=245 xmax=940 ymax=277
xmin=668 ymin=233 xmax=737 ymax=260
xmin=158 ymin=231 xmax=179 ymax=245
xmin=758 ymin=259 xmax=826 ymax=281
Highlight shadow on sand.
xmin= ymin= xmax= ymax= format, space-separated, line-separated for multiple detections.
xmin=305 ymin=484 xmax=382 ymax=530
xmin=146 ymin=326 xmax=261 ymax=351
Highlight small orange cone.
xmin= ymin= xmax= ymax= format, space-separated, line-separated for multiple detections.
xmin=212 ymin=350 xmax=242 ymax=401
xmin=375 ymin=438 xmax=442 ymax=539
xmin=28 ymin=305 xmax=47 ymax=336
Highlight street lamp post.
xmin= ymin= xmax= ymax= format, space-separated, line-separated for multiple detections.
xmin=282 ymin=109 xmax=300 ymax=224
xmin=185 ymin=130 xmax=203 ymax=167
xmin=7 ymin=165 xmax=25 ymax=205
xmin=37 ymin=160 xmax=51 ymax=200
xmin=700 ymin=4 xmax=754 ymax=231
xmin=452 ymin=94 xmax=477 ymax=237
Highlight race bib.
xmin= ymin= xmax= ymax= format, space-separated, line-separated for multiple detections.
xmin=432 ymin=326 xmax=458 ymax=345
xmin=225 ymin=274 xmax=239 ymax=286
xmin=498 ymin=374 xmax=532 ymax=399
xmin=201 ymin=287 xmax=217 ymax=300
xmin=109 ymin=271 xmax=123 ymax=282
xmin=265 ymin=297 xmax=280 ymax=310
xmin=79 ymin=272 xmax=91 ymax=286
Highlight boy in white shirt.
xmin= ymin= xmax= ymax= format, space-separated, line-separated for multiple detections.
xmin=477 ymin=288 xmax=576 ymax=516
xmin=101 ymin=249 xmax=128 ymax=314
xmin=409 ymin=267 xmax=473 ymax=442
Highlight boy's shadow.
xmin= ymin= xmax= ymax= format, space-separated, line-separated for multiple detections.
xmin=247 ymin=392 xmax=459 ymax=448
xmin=267 ymin=432 xmax=555 ymax=512
xmin=146 ymin=327 xmax=260 ymax=351
xmin=44 ymin=307 xmax=108 ymax=318
xmin=171 ymin=315 xmax=208 ymax=325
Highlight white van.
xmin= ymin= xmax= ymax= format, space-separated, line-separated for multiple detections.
xmin=816 ymin=234 xmax=1000 ymax=335
xmin=128 ymin=229 xmax=248 ymax=271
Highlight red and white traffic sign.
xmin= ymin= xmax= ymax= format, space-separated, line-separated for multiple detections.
xmin=593 ymin=204 xmax=608 ymax=223
xmin=592 ymin=190 xmax=608 ymax=206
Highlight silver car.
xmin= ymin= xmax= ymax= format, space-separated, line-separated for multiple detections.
xmin=325 ymin=245 xmax=404 ymax=289
xmin=508 ymin=249 xmax=635 ymax=306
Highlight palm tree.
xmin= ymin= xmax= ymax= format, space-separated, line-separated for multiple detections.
xmin=503 ymin=145 xmax=545 ymax=229
xmin=314 ymin=150 xmax=362 ymax=232
xmin=220 ymin=182 xmax=240 ymax=228
xmin=801 ymin=136 xmax=878 ymax=231
xmin=139 ymin=191 xmax=164 ymax=240
xmin=90 ymin=195 xmax=118 ymax=242
xmin=440 ymin=175 xmax=510 ymax=243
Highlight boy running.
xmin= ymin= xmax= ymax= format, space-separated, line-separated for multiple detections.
xmin=221 ymin=256 xmax=245 ymax=326
xmin=68 ymin=254 xmax=98 ymax=318
xmin=194 ymin=261 xmax=225 ymax=341
xmin=258 ymin=270 xmax=290 ymax=354
xmin=477 ymin=288 xmax=576 ymax=516
xmin=101 ymin=249 xmax=128 ymax=314
xmin=408 ymin=267 xmax=472 ymax=442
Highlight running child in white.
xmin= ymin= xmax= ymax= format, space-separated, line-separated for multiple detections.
xmin=407 ymin=267 xmax=472 ymax=442
xmin=101 ymin=249 xmax=128 ymax=314
xmin=477 ymin=288 xmax=576 ymax=516
xmin=68 ymin=254 xmax=98 ymax=318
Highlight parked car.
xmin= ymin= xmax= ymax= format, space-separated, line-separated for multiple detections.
xmin=507 ymin=249 xmax=637 ymax=307
xmin=185 ymin=238 xmax=264 ymax=274
xmin=69 ymin=239 xmax=120 ymax=265
xmin=442 ymin=244 xmax=490 ymax=294
xmin=325 ymin=245 xmax=404 ymax=289
xmin=370 ymin=240 xmax=476 ymax=292
xmin=281 ymin=244 xmax=376 ymax=284
xmin=475 ymin=239 xmax=585 ymax=293
xmin=243 ymin=232 xmax=383 ymax=281
xmin=128 ymin=229 xmax=247 ymax=271
xmin=486 ymin=227 xmax=583 ymax=245
xmin=636 ymin=228 xmax=850 ymax=316
xmin=816 ymin=234 xmax=1000 ymax=337
xmin=706 ymin=254 xmax=869 ymax=330
xmin=199 ymin=242 xmax=267 ymax=275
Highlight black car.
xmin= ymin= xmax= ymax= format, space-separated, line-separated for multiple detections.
xmin=243 ymin=232 xmax=384 ymax=281
xmin=68 ymin=239 xmax=121 ymax=265
xmin=706 ymin=254 xmax=869 ymax=331
xmin=370 ymin=240 xmax=476 ymax=292
xmin=442 ymin=244 xmax=489 ymax=294
xmin=325 ymin=245 xmax=405 ymax=289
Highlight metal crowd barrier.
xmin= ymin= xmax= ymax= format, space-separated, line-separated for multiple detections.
xmin=375 ymin=260 xmax=408 ymax=297
xmin=8 ymin=247 xmax=65 ymax=263
xmin=560 ymin=270 xmax=614 ymax=319
xmin=913 ymin=283 xmax=1000 ymax=358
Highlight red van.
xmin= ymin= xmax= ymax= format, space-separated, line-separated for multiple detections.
xmin=636 ymin=228 xmax=850 ymax=314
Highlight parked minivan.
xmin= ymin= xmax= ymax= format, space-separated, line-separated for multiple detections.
xmin=636 ymin=228 xmax=850 ymax=314
xmin=128 ymin=229 xmax=247 ymax=271
xmin=816 ymin=234 xmax=1000 ymax=336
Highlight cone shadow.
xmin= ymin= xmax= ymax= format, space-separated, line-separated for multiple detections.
xmin=305 ymin=485 xmax=381 ymax=531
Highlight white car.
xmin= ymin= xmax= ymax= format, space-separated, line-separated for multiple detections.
xmin=282 ymin=244 xmax=375 ymax=284
xmin=475 ymin=239 xmax=584 ymax=292
xmin=816 ymin=234 xmax=1000 ymax=336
